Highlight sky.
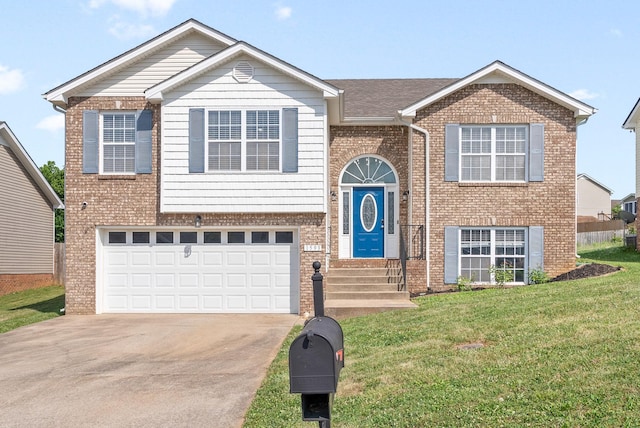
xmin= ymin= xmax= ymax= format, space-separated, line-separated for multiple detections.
xmin=0 ymin=0 xmax=638 ymax=199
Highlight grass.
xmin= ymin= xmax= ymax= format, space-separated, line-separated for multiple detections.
xmin=0 ymin=285 xmax=65 ymax=334
xmin=244 ymin=243 xmax=640 ymax=427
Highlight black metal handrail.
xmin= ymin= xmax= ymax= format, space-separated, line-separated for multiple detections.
xmin=400 ymin=224 xmax=425 ymax=260
xmin=398 ymin=224 xmax=425 ymax=292
xmin=399 ymin=227 xmax=408 ymax=291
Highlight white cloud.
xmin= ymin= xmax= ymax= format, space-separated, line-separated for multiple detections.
xmin=569 ymin=89 xmax=599 ymax=101
xmin=0 ymin=64 xmax=26 ymax=94
xmin=36 ymin=115 xmax=65 ymax=133
xmin=610 ymin=28 xmax=623 ymax=38
xmin=275 ymin=4 xmax=292 ymax=20
xmin=88 ymin=0 xmax=177 ymax=17
xmin=108 ymin=17 xmax=156 ymax=40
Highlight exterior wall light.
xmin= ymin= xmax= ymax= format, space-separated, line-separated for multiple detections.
xmin=195 ymin=215 xmax=202 ymax=228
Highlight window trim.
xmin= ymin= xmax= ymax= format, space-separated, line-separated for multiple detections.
xmin=205 ymin=109 xmax=282 ymax=172
xmin=99 ymin=111 xmax=137 ymax=175
xmin=459 ymin=125 xmax=528 ymax=183
xmin=458 ymin=227 xmax=528 ymax=285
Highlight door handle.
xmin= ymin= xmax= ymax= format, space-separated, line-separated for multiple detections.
xmin=381 ymin=218 xmax=384 ymax=229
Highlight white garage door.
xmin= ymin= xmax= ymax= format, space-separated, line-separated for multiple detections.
xmin=99 ymin=229 xmax=298 ymax=314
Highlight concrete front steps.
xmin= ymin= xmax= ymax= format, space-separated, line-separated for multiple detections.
xmin=323 ymin=261 xmax=417 ymax=319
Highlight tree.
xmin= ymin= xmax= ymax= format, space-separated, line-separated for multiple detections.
xmin=40 ymin=161 xmax=64 ymax=242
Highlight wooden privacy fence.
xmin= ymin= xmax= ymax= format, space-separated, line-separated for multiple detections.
xmin=54 ymin=243 xmax=65 ymax=285
xmin=577 ymin=220 xmax=625 ymax=247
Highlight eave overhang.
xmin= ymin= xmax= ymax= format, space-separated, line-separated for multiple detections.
xmin=42 ymin=19 xmax=237 ymax=108
xmin=399 ymin=60 xmax=597 ymax=124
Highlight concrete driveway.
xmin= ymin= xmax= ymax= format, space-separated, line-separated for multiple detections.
xmin=0 ymin=314 xmax=299 ymax=428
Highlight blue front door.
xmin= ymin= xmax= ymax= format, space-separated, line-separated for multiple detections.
xmin=353 ymin=187 xmax=384 ymax=258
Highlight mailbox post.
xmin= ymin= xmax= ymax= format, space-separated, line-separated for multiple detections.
xmin=289 ymin=262 xmax=344 ymax=428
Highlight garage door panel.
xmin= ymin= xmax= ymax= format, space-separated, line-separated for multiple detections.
xmin=227 ymin=274 xmax=247 ymax=288
xmin=132 ymin=295 xmax=153 ymax=310
xmin=203 ymin=295 xmax=223 ymax=310
xmin=132 ymin=252 xmax=152 ymax=266
xmin=155 ymin=251 xmax=175 ymax=265
xmin=250 ymin=273 xmax=271 ymax=288
xmin=107 ymin=273 xmax=128 ymax=287
xmin=203 ymin=251 xmax=223 ymax=266
xmin=155 ymin=295 xmax=176 ymax=310
xmin=156 ymin=274 xmax=175 ymax=287
xmin=179 ymin=295 xmax=199 ymax=310
xmin=203 ymin=274 xmax=223 ymax=288
xmin=131 ymin=274 xmax=152 ymax=287
xmin=103 ymin=232 xmax=298 ymax=313
xmin=250 ymin=295 xmax=271 ymax=310
xmin=178 ymin=273 xmax=199 ymax=287
xmin=226 ymin=251 xmax=247 ymax=265
xmin=250 ymin=251 xmax=271 ymax=265
xmin=107 ymin=295 xmax=128 ymax=310
xmin=227 ymin=295 xmax=247 ymax=310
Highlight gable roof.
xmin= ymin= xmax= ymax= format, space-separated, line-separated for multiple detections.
xmin=622 ymin=97 xmax=640 ymax=129
xmin=0 ymin=122 xmax=64 ymax=209
xmin=145 ymin=41 xmax=341 ymax=102
xmin=326 ymin=78 xmax=456 ymax=120
xmin=43 ymin=19 xmax=237 ymax=108
xmin=400 ymin=61 xmax=596 ymax=123
xmin=577 ymin=173 xmax=614 ymax=195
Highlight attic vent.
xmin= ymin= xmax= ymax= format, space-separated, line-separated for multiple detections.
xmin=233 ymin=61 xmax=254 ymax=83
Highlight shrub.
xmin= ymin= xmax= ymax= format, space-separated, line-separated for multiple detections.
xmin=528 ymin=267 xmax=550 ymax=284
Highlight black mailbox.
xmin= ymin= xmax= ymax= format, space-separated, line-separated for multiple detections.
xmin=289 ymin=316 xmax=344 ymax=394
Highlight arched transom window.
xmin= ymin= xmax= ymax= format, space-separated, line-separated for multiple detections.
xmin=341 ymin=156 xmax=396 ymax=184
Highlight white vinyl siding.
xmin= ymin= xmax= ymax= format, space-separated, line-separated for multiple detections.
xmin=78 ymin=33 xmax=228 ymax=97
xmin=160 ymin=55 xmax=327 ymax=213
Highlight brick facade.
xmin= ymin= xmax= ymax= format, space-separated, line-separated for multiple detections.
xmin=415 ymin=84 xmax=578 ymax=290
xmin=63 ymin=83 xmax=581 ymax=313
xmin=0 ymin=274 xmax=56 ymax=296
xmin=64 ymin=96 xmax=324 ymax=314
xmin=325 ymin=84 xmax=578 ymax=293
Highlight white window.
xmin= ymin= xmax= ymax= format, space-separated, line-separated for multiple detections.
xmin=623 ymin=200 xmax=637 ymax=215
xmin=460 ymin=228 xmax=526 ymax=283
xmin=460 ymin=126 xmax=527 ymax=182
xmin=207 ymin=110 xmax=280 ymax=171
xmin=101 ymin=113 xmax=136 ymax=174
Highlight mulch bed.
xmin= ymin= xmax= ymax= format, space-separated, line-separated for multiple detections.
xmin=549 ymin=263 xmax=620 ymax=282
xmin=412 ymin=263 xmax=621 ymax=297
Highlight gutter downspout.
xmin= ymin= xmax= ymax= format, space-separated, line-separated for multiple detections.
xmin=398 ymin=117 xmax=431 ymax=291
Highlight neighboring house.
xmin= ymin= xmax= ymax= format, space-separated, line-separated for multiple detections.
xmin=576 ymin=173 xmax=613 ymax=221
xmin=622 ymin=99 xmax=640 ymax=248
xmin=619 ymin=193 xmax=637 ymax=215
xmin=0 ymin=122 xmax=64 ymax=295
xmin=44 ymin=19 xmax=596 ymax=315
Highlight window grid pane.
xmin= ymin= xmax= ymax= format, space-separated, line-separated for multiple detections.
xmin=460 ymin=126 xmax=527 ymax=182
xmin=460 ymin=228 xmax=526 ymax=284
xmin=103 ymin=113 xmax=136 ymax=173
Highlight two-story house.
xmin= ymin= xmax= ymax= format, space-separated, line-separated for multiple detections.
xmin=44 ymin=19 xmax=595 ymax=315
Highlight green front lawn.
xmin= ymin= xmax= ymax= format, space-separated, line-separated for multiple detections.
xmin=0 ymin=285 xmax=65 ymax=334
xmin=244 ymin=243 xmax=640 ymax=427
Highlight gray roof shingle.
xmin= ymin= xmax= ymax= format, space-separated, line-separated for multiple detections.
xmin=325 ymin=78 xmax=457 ymax=118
